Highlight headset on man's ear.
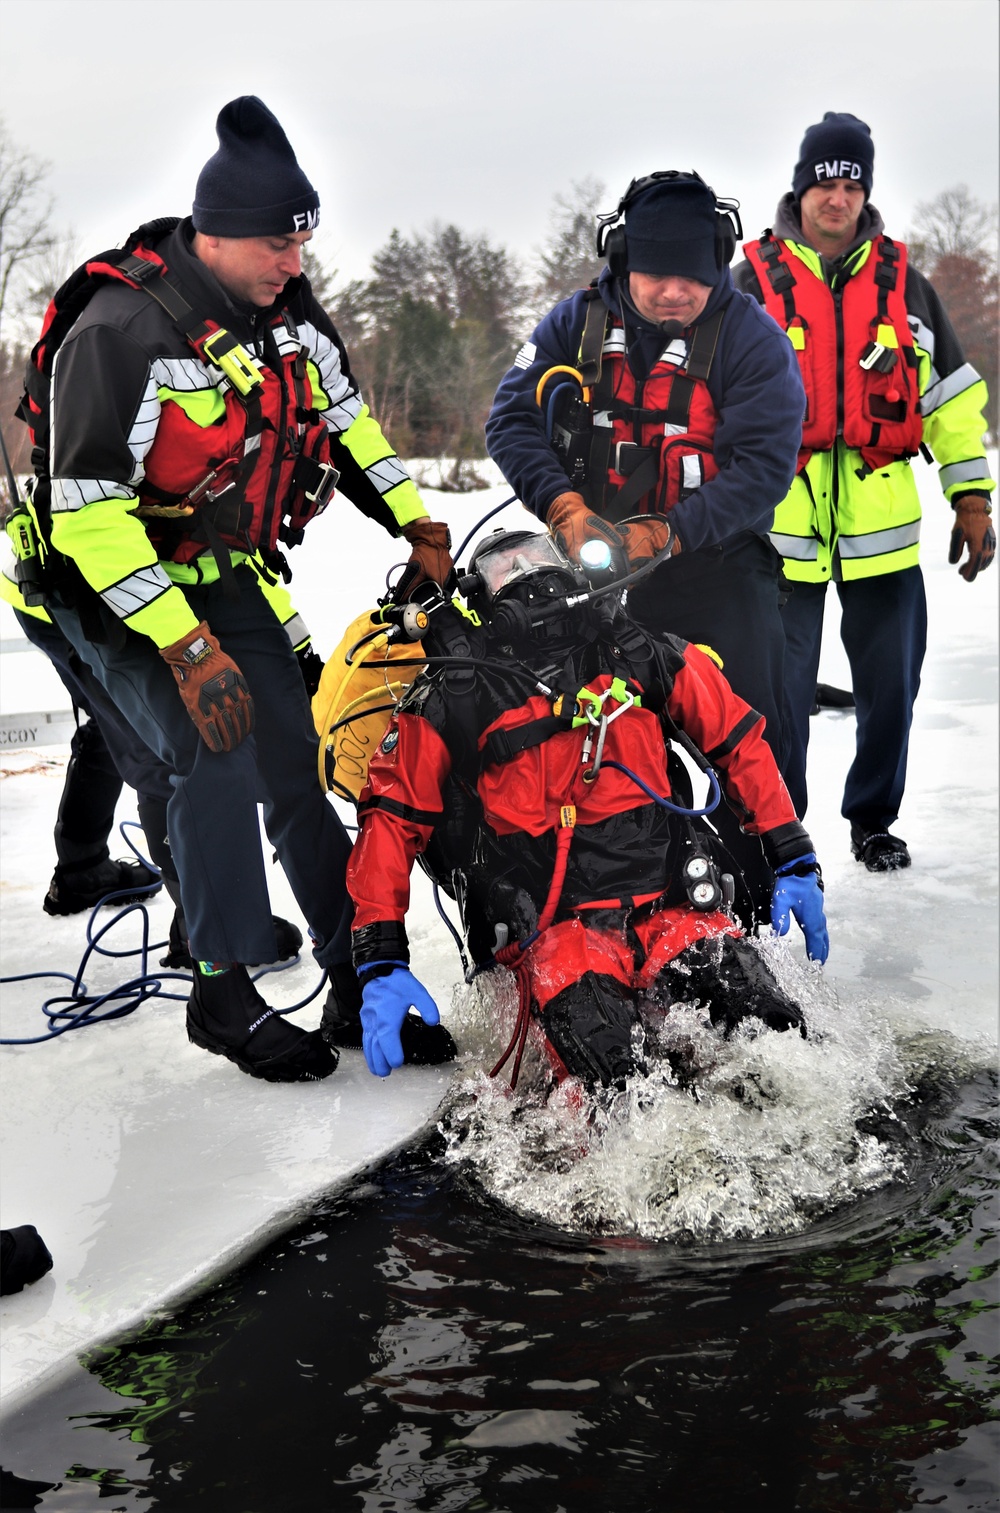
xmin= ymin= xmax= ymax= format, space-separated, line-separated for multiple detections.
xmin=596 ymin=170 xmax=743 ymax=280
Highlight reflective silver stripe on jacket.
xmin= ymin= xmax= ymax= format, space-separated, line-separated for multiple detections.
xmin=838 ymin=520 xmax=921 ymax=559
xmin=366 ymin=456 xmax=410 ymax=496
xmin=50 ymin=477 xmax=139 ymax=512
xmin=299 ymin=318 xmax=364 ymax=433
xmin=770 ymin=531 xmax=818 ymax=561
xmin=100 ymin=564 xmax=174 ymax=618
xmin=939 ymin=457 xmax=991 ymax=491
xmin=921 ymin=362 xmax=981 ymax=417
xmin=282 ymin=612 xmax=310 ymax=651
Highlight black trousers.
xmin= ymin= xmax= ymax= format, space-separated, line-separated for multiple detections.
xmin=628 ymin=531 xmax=788 ymax=927
xmin=16 ymin=609 xmax=172 ymax=870
xmin=780 ymin=567 xmax=927 ymax=828
xmin=51 ymin=568 xmax=353 ymax=969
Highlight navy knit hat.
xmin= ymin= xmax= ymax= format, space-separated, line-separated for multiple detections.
xmin=193 ymin=97 xmax=320 ymax=237
xmin=792 ymin=112 xmax=874 ymax=201
xmin=624 ymin=179 xmax=718 ymax=284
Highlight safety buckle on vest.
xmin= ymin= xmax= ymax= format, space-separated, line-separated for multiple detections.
xmin=292 ymin=454 xmax=340 ymax=512
xmin=614 ymin=441 xmax=655 ymax=477
xmin=201 ymin=329 xmax=264 ymax=396
xmin=859 ymin=341 xmax=898 ymax=375
xmin=121 ymin=254 xmax=162 ymax=286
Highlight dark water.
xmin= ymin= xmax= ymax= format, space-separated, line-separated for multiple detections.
xmin=1 ymin=1071 xmax=997 ymax=1513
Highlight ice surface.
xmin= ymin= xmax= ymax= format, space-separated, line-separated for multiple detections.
xmin=1 ymin=458 xmax=996 ymax=1409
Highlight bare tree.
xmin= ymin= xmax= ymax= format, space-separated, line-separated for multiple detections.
xmin=907 ymin=184 xmax=997 ymax=270
xmin=908 ymin=186 xmax=998 ymax=441
xmin=0 ymin=121 xmax=60 ymax=346
xmin=533 ymin=177 xmax=607 ymax=312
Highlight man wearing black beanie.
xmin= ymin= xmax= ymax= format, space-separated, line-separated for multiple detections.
xmin=25 ymin=96 xmax=456 ymax=1081
xmin=486 ymin=170 xmax=806 ymax=929
xmin=736 ymin=112 xmax=995 ymax=872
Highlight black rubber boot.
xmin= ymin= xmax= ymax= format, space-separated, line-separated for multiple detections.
xmin=321 ymin=963 xmax=458 ymax=1065
xmin=161 ymin=911 xmax=303 ymax=970
xmin=850 ymin=824 xmax=911 ymax=872
xmin=187 ymin=965 xmax=337 ymax=1082
xmin=652 ymin=935 xmax=806 ymax=1037
xmin=542 ymin=972 xmax=644 ymax=1089
xmin=43 ymin=856 xmax=162 ymax=916
xmin=1 ymin=1225 xmax=54 ymax=1295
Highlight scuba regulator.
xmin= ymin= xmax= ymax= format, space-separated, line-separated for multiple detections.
xmin=536 ymin=367 xmax=592 ymax=494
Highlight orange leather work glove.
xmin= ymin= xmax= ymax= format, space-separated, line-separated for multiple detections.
xmin=949 ymin=495 xmax=996 ymax=583
xmin=159 ymin=622 xmax=255 ymax=754
xmin=615 ymin=515 xmax=681 ymax=568
xmin=397 ymin=518 xmax=454 ymax=597
xmin=546 ymin=491 xmax=624 ymax=567
xmin=547 ymin=493 xmax=681 ymax=572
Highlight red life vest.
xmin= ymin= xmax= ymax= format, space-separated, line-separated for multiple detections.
xmin=18 ymin=221 xmax=337 ymax=572
xmin=579 ymin=300 xmax=723 ymax=519
xmin=743 ymin=233 xmax=923 ymax=472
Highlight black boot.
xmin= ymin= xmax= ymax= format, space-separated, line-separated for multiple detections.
xmin=161 ymin=911 xmax=303 ymax=970
xmin=187 ymin=965 xmax=337 ymax=1082
xmin=321 ymin=963 xmax=458 ymax=1065
xmin=542 ymin=972 xmax=644 ymax=1089
xmin=850 ymin=823 xmax=911 ymax=872
xmin=43 ymin=856 xmax=162 ymax=916
xmin=0 ymin=1225 xmax=54 ymax=1295
xmin=653 ymin=935 xmax=806 ymax=1037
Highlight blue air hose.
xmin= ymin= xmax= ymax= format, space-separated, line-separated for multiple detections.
xmin=0 ymin=821 xmax=322 ymax=1046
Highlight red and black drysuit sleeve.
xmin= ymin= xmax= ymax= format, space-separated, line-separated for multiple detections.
xmin=347 ymin=710 xmax=452 ymax=969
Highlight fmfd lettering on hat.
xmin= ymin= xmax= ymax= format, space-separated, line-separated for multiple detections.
xmin=815 ymin=161 xmax=863 ymax=182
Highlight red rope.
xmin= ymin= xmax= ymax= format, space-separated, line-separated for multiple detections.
xmin=488 ymin=815 xmax=576 ymax=1089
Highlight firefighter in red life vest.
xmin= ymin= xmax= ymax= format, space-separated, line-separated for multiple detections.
xmin=19 ymin=97 xmax=454 ymax=1083
xmin=485 ymin=172 xmax=807 ymax=928
xmin=343 ymin=531 xmax=828 ymax=1089
xmin=735 ymin=112 xmax=995 ymax=872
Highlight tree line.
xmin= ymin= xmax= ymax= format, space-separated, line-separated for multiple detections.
xmin=1 ymin=120 xmax=995 ymax=494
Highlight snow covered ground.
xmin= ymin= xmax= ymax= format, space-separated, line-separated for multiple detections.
xmin=1 ymin=458 xmax=996 ymax=1413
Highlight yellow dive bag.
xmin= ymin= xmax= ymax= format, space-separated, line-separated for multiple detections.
xmin=312 ymin=610 xmax=425 ymax=802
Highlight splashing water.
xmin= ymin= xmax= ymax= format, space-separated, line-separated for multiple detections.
xmin=439 ymin=937 xmax=992 ymax=1243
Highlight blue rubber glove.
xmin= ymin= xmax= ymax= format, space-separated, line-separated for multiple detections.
xmin=359 ymin=965 xmax=440 ymax=1078
xmin=771 ymin=852 xmax=829 ymax=964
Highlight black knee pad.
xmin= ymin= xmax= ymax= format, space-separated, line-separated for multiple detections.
xmin=652 ymin=935 xmax=805 ymax=1037
xmin=541 ymin=973 xmax=644 ymax=1089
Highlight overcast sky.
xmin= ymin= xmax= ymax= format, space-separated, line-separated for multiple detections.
xmin=2 ymin=0 xmax=997 ymax=300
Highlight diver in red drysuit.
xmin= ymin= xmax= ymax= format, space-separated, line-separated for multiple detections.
xmin=345 ymin=530 xmax=828 ymax=1088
